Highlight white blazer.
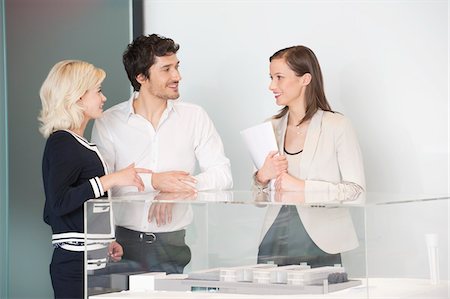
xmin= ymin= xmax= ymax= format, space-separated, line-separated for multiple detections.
xmin=259 ymin=109 xmax=366 ymax=254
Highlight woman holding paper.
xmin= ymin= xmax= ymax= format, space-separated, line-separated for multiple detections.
xmin=254 ymin=45 xmax=365 ymax=267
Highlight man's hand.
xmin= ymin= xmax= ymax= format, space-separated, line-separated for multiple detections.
xmin=148 ymin=192 xmax=197 ymax=226
xmin=148 ymin=202 xmax=173 ymax=226
xmin=151 ymin=171 xmax=197 ymax=192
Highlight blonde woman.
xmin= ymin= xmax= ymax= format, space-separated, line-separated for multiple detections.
xmin=39 ymin=60 xmax=151 ymax=298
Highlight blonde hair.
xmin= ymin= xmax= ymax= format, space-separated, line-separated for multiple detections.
xmin=38 ymin=60 xmax=106 ymax=138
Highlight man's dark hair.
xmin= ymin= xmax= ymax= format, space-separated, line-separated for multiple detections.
xmin=123 ymin=34 xmax=180 ymax=91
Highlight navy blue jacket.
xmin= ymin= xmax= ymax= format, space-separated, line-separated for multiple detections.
xmin=42 ymin=130 xmax=107 ymax=244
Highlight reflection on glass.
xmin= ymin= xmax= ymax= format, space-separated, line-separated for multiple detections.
xmin=258 ymin=205 xmax=342 ymax=267
xmin=85 ymin=190 xmax=365 ymax=296
xmin=85 ymin=201 xmax=115 ymax=271
xmin=256 ymin=191 xmax=363 ymax=268
xmin=113 ymin=192 xmax=197 ymax=274
xmin=254 ymin=190 xmax=365 ymax=205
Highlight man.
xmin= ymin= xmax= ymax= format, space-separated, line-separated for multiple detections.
xmin=91 ymin=34 xmax=233 ymax=274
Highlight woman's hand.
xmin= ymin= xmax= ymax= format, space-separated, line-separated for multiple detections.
xmin=275 ymin=172 xmax=305 ymax=192
xmin=256 ymin=151 xmax=288 ymax=185
xmin=108 ymin=241 xmax=123 ymax=262
xmin=100 ymin=163 xmax=152 ymax=192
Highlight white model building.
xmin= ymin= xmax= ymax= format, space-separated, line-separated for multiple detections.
xmin=128 ymin=263 xmax=360 ymax=295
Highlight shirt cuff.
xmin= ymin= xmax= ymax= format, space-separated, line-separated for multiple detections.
xmin=141 ymin=173 xmax=155 ymax=192
xmin=89 ymin=177 xmax=105 ymax=198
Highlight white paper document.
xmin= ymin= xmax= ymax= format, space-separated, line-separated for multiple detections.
xmin=240 ymin=121 xmax=279 ymax=169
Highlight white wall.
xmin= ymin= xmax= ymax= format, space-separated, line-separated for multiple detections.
xmin=144 ymin=0 xmax=448 ymax=195
xmin=143 ymin=0 xmax=449 ymax=279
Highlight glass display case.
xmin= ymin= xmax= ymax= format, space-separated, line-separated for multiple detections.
xmin=84 ymin=191 xmax=449 ymax=298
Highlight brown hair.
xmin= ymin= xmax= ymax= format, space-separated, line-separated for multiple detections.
xmin=270 ymin=46 xmax=333 ymax=124
xmin=123 ymin=34 xmax=180 ymax=92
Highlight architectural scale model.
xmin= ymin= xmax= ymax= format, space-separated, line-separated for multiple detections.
xmin=129 ymin=263 xmax=362 ymax=295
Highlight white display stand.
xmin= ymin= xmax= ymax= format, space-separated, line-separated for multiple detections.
xmin=90 ymin=279 xmax=449 ymax=299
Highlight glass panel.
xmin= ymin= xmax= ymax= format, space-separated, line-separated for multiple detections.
xmin=0 ymin=0 xmax=9 ymax=297
xmin=85 ymin=191 xmax=368 ymax=298
xmin=365 ymin=197 xmax=449 ymax=298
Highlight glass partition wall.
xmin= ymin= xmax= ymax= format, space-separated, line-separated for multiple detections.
xmin=0 ymin=0 xmax=9 ymax=297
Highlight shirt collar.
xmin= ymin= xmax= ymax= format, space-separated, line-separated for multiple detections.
xmin=125 ymin=92 xmax=138 ymax=120
xmin=125 ymin=92 xmax=179 ymax=121
xmin=166 ymin=99 xmax=178 ymax=115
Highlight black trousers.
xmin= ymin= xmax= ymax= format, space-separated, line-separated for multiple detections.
xmin=258 ymin=205 xmax=341 ymax=267
xmin=50 ymin=248 xmax=83 ymax=299
xmin=115 ymin=226 xmax=191 ymax=274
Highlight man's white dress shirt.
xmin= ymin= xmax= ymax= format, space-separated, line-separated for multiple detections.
xmin=91 ymin=93 xmax=233 ymax=196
